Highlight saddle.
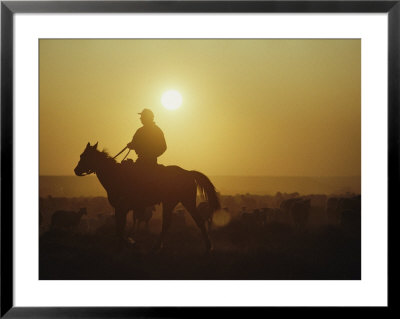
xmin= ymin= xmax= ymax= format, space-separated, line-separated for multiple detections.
xmin=119 ymin=159 xmax=165 ymax=195
xmin=121 ymin=158 xmax=135 ymax=168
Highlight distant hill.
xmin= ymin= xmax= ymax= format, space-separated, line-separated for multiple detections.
xmin=39 ymin=175 xmax=360 ymax=197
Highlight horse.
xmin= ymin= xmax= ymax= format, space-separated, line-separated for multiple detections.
xmin=74 ymin=142 xmax=220 ymax=252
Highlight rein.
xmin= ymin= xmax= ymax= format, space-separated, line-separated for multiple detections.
xmin=122 ymin=149 xmax=131 ymax=161
xmin=113 ymin=146 xmax=131 ymax=161
xmin=113 ymin=146 xmax=128 ymax=159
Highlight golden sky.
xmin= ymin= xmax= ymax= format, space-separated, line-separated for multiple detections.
xmin=39 ymin=39 xmax=360 ymax=177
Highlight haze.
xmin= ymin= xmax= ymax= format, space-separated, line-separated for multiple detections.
xmin=39 ymin=39 xmax=360 ymax=178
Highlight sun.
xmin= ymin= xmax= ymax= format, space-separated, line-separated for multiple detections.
xmin=161 ymin=90 xmax=182 ymax=110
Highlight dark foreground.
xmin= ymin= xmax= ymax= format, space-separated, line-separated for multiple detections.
xmin=40 ymin=220 xmax=360 ymax=280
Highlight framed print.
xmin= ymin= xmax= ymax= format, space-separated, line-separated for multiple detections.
xmin=1 ymin=0 xmax=396 ymax=317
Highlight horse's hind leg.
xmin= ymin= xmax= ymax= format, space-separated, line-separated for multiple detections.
xmin=207 ymin=218 xmax=212 ymax=232
xmin=132 ymin=212 xmax=137 ymax=233
xmin=183 ymin=200 xmax=212 ymax=253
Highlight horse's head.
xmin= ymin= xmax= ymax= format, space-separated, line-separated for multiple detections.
xmin=74 ymin=142 xmax=99 ymax=176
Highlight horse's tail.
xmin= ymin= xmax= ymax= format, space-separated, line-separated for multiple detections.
xmin=191 ymin=171 xmax=221 ymax=212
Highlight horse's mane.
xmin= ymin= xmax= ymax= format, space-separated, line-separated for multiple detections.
xmin=94 ymin=149 xmax=118 ymax=166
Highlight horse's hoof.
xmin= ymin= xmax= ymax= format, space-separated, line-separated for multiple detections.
xmin=152 ymin=242 xmax=163 ymax=253
xmin=127 ymin=237 xmax=136 ymax=245
xmin=204 ymin=245 xmax=214 ymax=256
xmin=152 ymin=247 xmax=164 ymax=255
xmin=116 ymin=236 xmax=136 ymax=249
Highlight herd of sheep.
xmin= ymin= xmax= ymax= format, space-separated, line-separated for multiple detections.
xmin=39 ymin=193 xmax=361 ymax=235
xmin=238 ymin=194 xmax=360 ymax=231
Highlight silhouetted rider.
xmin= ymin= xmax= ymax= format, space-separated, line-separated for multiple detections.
xmin=127 ymin=108 xmax=167 ymax=166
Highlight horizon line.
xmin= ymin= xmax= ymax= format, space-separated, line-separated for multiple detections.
xmin=39 ymin=174 xmax=362 ymax=178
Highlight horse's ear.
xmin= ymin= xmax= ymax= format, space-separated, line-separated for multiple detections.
xmin=86 ymin=142 xmax=90 ymax=149
xmin=94 ymin=142 xmax=98 ymax=149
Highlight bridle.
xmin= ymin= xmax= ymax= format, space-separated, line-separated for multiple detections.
xmin=78 ymin=145 xmax=131 ymax=176
xmin=78 ymin=169 xmax=94 ymax=176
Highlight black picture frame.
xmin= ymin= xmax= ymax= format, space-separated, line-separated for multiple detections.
xmin=1 ymin=0 xmax=396 ymax=317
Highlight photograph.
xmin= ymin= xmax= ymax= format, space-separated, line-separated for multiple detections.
xmin=39 ymin=38 xmax=361 ymax=280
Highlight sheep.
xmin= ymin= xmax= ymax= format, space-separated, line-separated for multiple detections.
xmin=39 ymin=211 xmax=43 ymax=227
xmin=51 ymin=207 xmax=87 ymax=231
xmin=339 ymin=195 xmax=361 ymax=232
xmin=172 ymin=209 xmax=186 ymax=229
xmin=340 ymin=209 xmax=361 ymax=232
xmin=261 ymin=207 xmax=275 ymax=224
xmin=241 ymin=211 xmax=256 ymax=225
xmin=241 ymin=209 xmax=264 ymax=228
xmin=253 ymin=208 xmax=267 ymax=226
xmin=241 ymin=208 xmax=273 ymax=227
xmin=326 ymin=195 xmax=361 ymax=226
xmin=305 ymin=194 xmax=327 ymax=208
xmin=280 ymin=197 xmax=302 ymax=223
xmin=290 ymin=199 xmax=311 ymax=230
xmin=338 ymin=195 xmax=361 ymax=213
xmin=271 ymin=208 xmax=283 ymax=222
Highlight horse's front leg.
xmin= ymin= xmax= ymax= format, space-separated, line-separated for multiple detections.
xmin=154 ymin=203 xmax=174 ymax=251
xmin=115 ymin=207 xmax=128 ymax=241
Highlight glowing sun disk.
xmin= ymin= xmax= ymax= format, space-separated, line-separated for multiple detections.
xmin=161 ymin=90 xmax=182 ymax=110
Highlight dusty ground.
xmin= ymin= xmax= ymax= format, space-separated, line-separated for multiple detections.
xmin=39 ymin=219 xmax=360 ymax=280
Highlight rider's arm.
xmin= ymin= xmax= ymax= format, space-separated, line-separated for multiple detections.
xmin=127 ymin=129 xmax=140 ymax=150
